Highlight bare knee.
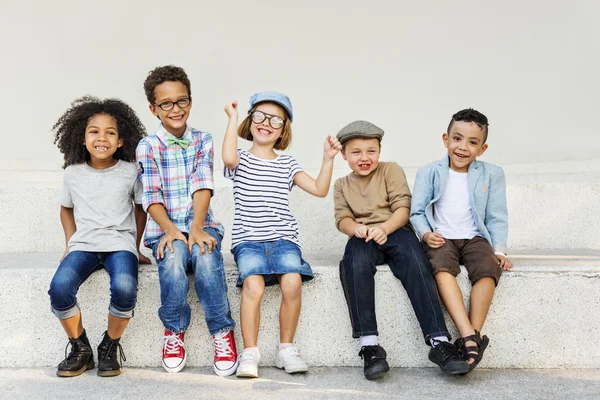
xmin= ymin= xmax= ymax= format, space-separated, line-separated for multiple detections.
xmin=280 ymin=276 xmax=302 ymax=301
xmin=242 ymin=277 xmax=265 ymax=302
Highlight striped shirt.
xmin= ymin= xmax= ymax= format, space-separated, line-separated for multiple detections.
xmin=225 ymin=150 xmax=302 ymax=249
xmin=136 ymin=124 xmax=223 ymax=247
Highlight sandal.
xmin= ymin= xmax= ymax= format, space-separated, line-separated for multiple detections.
xmin=456 ymin=330 xmax=489 ymax=373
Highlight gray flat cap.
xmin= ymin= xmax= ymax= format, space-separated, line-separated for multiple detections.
xmin=336 ymin=120 xmax=384 ymax=144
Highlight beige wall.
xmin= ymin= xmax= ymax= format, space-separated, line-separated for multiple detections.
xmin=1 ymin=0 xmax=598 ymax=186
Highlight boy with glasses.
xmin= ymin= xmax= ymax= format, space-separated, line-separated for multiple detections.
xmin=136 ymin=65 xmax=238 ymax=376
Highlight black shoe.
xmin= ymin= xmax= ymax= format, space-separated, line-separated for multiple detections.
xmin=56 ymin=330 xmax=95 ymax=377
xmin=358 ymin=345 xmax=390 ymax=380
xmin=428 ymin=340 xmax=470 ymax=375
xmin=97 ymin=331 xmax=126 ymax=377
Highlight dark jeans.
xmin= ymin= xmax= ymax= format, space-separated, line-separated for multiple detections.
xmin=339 ymin=226 xmax=450 ymax=344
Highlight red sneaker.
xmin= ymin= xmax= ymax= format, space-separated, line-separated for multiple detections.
xmin=162 ymin=329 xmax=186 ymax=373
xmin=213 ymin=330 xmax=238 ymax=376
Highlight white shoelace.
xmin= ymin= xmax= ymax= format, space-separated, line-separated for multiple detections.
xmin=163 ymin=334 xmax=184 ymax=355
xmin=284 ymin=346 xmax=301 ymax=356
xmin=213 ymin=332 xmax=233 ymax=358
xmin=239 ymin=349 xmax=257 ymax=362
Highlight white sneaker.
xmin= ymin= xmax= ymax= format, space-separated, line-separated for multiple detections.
xmin=275 ymin=346 xmax=308 ymax=374
xmin=236 ymin=348 xmax=260 ymax=378
xmin=162 ymin=329 xmax=186 ymax=373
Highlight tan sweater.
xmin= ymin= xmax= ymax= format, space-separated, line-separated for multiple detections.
xmin=334 ymin=162 xmax=412 ymax=231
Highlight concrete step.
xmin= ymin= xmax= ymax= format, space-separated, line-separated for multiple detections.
xmin=4 ymin=183 xmax=600 ymax=253
xmin=2 ymin=251 xmax=599 ymax=369
xmin=2 ymin=367 xmax=600 ymax=400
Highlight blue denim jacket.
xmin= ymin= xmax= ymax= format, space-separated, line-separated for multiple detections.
xmin=410 ymin=155 xmax=508 ymax=254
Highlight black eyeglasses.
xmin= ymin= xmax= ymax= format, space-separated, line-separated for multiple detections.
xmin=154 ymin=97 xmax=191 ymax=111
xmin=250 ymin=110 xmax=285 ymax=129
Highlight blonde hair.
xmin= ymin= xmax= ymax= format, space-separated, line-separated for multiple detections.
xmin=237 ymin=104 xmax=292 ymax=151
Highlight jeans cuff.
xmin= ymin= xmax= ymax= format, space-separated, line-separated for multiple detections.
xmin=109 ymin=304 xmax=135 ymax=319
xmin=424 ymin=331 xmax=451 ymax=345
xmin=351 ymin=330 xmax=379 ymax=339
xmin=209 ymin=325 xmax=236 ymax=337
xmin=51 ymin=302 xmax=81 ymax=320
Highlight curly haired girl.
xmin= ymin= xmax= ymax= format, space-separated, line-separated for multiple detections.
xmin=48 ymin=96 xmax=148 ymax=377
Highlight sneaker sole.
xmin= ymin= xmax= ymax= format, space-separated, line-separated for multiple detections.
xmin=56 ymin=360 xmax=95 ymax=377
xmin=275 ymin=363 xmax=308 ymax=374
xmin=428 ymin=352 xmax=470 ymax=375
xmin=162 ymin=354 xmax=187 ymax=373
xmin=236 ymin=369 xmax=258 ymax=378
xmin=214 ymin=359 xmax=239 ymax=376
xmin=97 ymin=369 xmax=122 ymax=377
xmin=364 ymin=363 xmax=390 ymax=380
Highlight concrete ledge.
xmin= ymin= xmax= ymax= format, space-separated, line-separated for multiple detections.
xmin=1 ymin=251 xmax=600 ymax=369
xmin=4 ymin=184 xmax=600 ymax=253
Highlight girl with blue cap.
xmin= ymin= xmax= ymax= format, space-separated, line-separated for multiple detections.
xmin=222 ymin=91 xmax=341 ymax=378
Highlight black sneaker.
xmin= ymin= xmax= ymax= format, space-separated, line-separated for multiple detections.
xmin=358 ymin=345 xmax=390 ymax=380
xmin=428 ymin=340 xmax=470 ymax=375
xmin=56 ymin=329 xmax=95 ymax=377
xmin=97 ymin=331 xmax=126 ymax=377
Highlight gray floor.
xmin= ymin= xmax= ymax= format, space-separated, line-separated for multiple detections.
xmin=2 ymin=367 xmax=600 ymax=400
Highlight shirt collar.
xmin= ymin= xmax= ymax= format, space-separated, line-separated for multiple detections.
xmin=156 ymin=124 xmax=192 ymax=146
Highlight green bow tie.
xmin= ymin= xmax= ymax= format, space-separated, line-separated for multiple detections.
xmin=167 ymin=136 xmax=190 ymax=149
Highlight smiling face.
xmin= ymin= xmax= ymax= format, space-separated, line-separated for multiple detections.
xmin=443 ymin=121 xmax=488 ymax=172
xmin=249 ymin=102 xmax=285 ymax=148
xmin=84 ymin=113 xmax=122 ymax=168
xmin=150 ymin=80 xmax=191 ymax=137
xmin=341 ymin=137 xmax=381 ymax=176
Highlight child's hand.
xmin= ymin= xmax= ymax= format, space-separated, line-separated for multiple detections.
xmin=423 ymin=232 xmax=445 ymax=249
xmin=324 ymin=135 xmax=342 ymax=159
xmin=224 ymin=100 xmax=238 ymax=119
xmin=138 ymin=252 xmax=152 ymax=265
xmin=496 ymin=254 xmax=513 ymax=271
xmin=156 ymin=228 xmax=188 ymax=260
xmin=188 ymin=224 xmax=217 ymax=255
xmin=366 ymin=226 xmax=388 ymax=245
xmin=60 ymin=249 xmax=69 ymax=263
xmin=354 ymin=224 xmax=368 ymax=239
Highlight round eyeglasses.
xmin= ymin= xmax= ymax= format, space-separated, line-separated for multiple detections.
xmin=154 ymin=97 xmax=191 ymax=111
xmin=251 ymin=111 xmax=285 ymax=129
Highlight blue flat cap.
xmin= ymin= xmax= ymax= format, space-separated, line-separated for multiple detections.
xmin=248 ymin=91 xmax=293 ymax=122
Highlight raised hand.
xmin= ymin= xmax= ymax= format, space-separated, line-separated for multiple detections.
xmin=224 ymin=100 xmax=239 ymax=119
xmin=324 ymin=135 xmax=342 ymax=159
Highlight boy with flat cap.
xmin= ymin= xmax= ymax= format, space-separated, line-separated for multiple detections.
xmin=333 ymin=120 xmax=468 ymax=380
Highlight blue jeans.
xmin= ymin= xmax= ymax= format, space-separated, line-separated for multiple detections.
xmin=339 ymin=226 xmax=450 ymax=344
xmin=49 ymin=250 xmax=138 ymax=319
xmin=152 ymin=227 xmax=235 ymax=335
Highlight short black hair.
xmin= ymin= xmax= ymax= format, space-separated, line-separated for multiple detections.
xmin=143 ymin=65 xmax=191 ymax=104
xmin=447 ymin=108 xmax=489 ymax=143
xmin=53 ymin=96 xmax=146 ymax=168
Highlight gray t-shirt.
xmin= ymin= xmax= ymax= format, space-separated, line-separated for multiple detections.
xmin=61 ymin=160 xmax=142 ymax=256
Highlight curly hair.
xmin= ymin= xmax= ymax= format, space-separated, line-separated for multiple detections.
xmin=447 ymin=108 xmax=489 ymax=143
xmin=143 ymin=65 xmax=191 ymax=104
xmin=53 ymin=96 xmax=146 ymax=168
xmin=237 ymin=104 xmax=293 ymax=151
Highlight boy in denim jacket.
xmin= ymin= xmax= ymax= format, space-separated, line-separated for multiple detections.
xmin=410 ymin=108 xmax=513 ymax=373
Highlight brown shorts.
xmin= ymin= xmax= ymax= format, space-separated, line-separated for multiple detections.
xmin=426 ymin=236 xmax=502 ymax=285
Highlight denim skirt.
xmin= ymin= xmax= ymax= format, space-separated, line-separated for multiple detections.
xmin=233 ymin=239 xmax=313 ymax=287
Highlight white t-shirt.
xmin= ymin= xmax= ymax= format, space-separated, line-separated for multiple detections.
xmin=224 ymin=150 xmax=302 ymax=249
xmin=432 ymin=168 xmax=481 ymax=240
xmin=61 ymin=160 xmax=142 ymax=256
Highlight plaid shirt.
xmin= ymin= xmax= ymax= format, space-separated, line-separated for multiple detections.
xmin=136 ymin=124 xmax=224 ymax=247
